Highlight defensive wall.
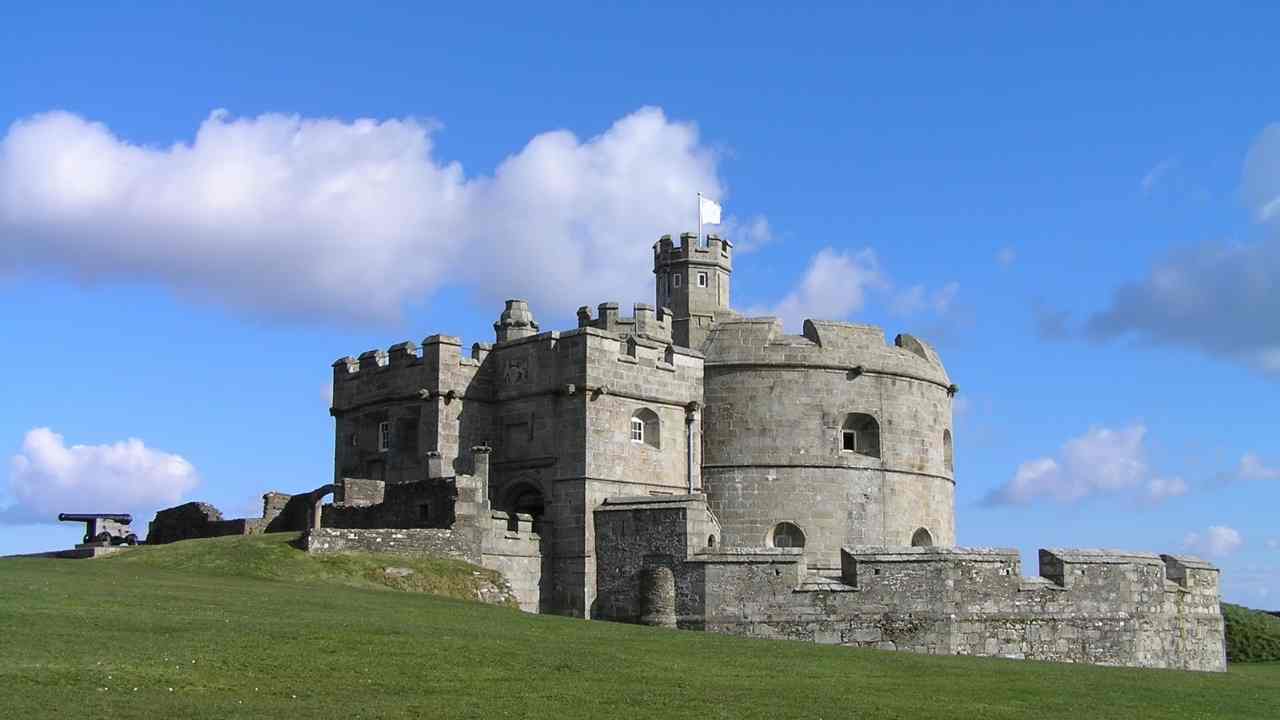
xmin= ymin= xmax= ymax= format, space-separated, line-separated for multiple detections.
xmin=329 ymin=299 xmax=705 ymax=617
xmin=593 ymin=496 xmax=1226 ymax=672
xmin=700 ymin=317 xmax=956 ymax=572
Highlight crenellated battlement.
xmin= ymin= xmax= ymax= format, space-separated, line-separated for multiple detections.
xmin=839 ymin=546 xmax=1221 ymax=601
xmin=702 ymin=316 xmax=951 ymax=387
xmin=593 ymin=494 xmax=1225 ymax=671
xmin=576 ymin=302 xmax=673 ymax=344
xmin=653 ymin=232 xmax=733 ymax=269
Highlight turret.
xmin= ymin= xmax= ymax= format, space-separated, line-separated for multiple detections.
xmin=494 ymin=299 xmax=539 ymax=343
xmin=653 ymin=232 xmax=733 ymax=349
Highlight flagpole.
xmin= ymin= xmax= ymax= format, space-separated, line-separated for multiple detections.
xmin=697 ymin=192 xmax=702 ymax=246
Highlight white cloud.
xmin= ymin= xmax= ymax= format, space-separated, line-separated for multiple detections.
xmin=0 ymin=107 xmax=729 ymax=323
xmin=984 ymin=424 xmax=1176 ymax=506
xmin=1144 ymin=476 xmax=1190 ymax=503
xmin=1237 ymin=452 xmax=1280 ymax=481
xmin=719 ymin=214 xmax=773 ymax=253
xmin=1245 ymin=124 xmax=1280 ymax=223
xmin=1141 ymin=157 xmax=1179 ymax=194
xmin=996 ymin=246 xmax=1017 ymax=268
xmin=755 ymin=246 xmax=960 ymax=333
xmin=764 ymin=247 xmax=886 ymax=331
xmin=1183 ymin=525 xmax=1243 ymax=558
xmin=890 ymin=281 xmax=959 ymax=317
xmin=1086 ymin=126 xmax=1280 ymax=376
xmin=3 ymin=427 xmax=199 ymax=523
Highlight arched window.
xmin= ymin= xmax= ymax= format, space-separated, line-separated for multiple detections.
xmin=631 ymin=408 xmax=660 ymax=448
xmin=770 ymin=522 xmax=806 ymax=549
xmin=943 ymin=429 xmax=953 ymax=472
xmin=841 ymin=413 xmax=880 ymax=458
xmin=911 ymin=528 xmax=933 ymax=547
xmin=707 ymin=534 xmax=716 ymax=548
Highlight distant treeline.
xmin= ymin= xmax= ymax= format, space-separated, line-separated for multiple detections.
xmin=1222 ymin=603 xmax=1280 ymax=663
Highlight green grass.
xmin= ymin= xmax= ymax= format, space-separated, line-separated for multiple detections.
xmin=0 ymin=535 xmax=1276 ymax=719
xmin=1223 ymin=603 xmax=1280 ymax=663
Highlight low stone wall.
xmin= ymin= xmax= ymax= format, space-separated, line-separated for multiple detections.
xmin=303 ymin=527 xmax=481 ymax=563
xmin=593 ymin=495 xmax=1226 ymax=672
xmin=482 ymin=511 xmax=547 ymax=612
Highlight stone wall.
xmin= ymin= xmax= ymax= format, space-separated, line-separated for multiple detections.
xmin=593 ymin=495 xmax=1226 ymax=672
xmin=147 ymin=502 xmax=245 ymax=544
xmin=701 ymin=317 xmax=955 ymax=571
xmin=304 ymin=527 xmax=481 ymax=563
xmin=482 ymin=511 xmax=547 ymax=612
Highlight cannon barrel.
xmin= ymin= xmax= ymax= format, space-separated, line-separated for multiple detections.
xmin=58 ymin=513 xmax=133 ymax=524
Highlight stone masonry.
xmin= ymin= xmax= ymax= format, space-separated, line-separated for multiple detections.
xmin=149 ymin=229 xmax=1224 ymax=671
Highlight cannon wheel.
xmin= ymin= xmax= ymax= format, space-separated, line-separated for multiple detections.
xmin=124 ymin=534 xmax=138 ymax=546
xmin=94 ymin=531 xmax=112 ymax=544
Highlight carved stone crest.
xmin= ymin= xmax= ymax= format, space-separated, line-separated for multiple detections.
xmin=503 ymin=357 xmax=529 ymax=385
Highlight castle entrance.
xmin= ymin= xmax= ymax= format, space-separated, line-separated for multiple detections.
xmin=501 ymin=481 xmax=546 ymax=532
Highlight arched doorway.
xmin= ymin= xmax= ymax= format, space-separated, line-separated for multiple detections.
xmin=502 ymin=481 xmax=547 ymax=532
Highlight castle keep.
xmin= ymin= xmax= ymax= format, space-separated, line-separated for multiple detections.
xmin=151 ymin=231 xmax=1226 ymax=671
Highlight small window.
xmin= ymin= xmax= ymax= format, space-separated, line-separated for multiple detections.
xmin=673 ymin=273 xmax=681 ymax=288
xmin=696 ymin=271 xmax=708 ymax=288
xmin=631 ymin=408 xmax=660 ymax=448
xmin=378 ymin=421 xmax=391 ymax=452
xmin=708 ymin=535 xmax=716 ymax=548
xmin=770 ymin=522 xmax=805 ymax=549
xmin=841 ymin=413 xmax=880 ymax=458
xmin=911 ymin=528 xmax=933 ymax=547
xmin=943 ymin=429 xmax=954 ymax=472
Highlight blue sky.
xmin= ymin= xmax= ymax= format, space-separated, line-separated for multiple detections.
xmin=2 ymin=2 xmax=1277 ymax=604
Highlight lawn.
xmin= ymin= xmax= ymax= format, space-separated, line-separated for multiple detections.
xmin=0 ymin=534 xmax=1276 ymax=719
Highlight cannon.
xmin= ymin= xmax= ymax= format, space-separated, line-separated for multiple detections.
xmin=57 ymin=513 xmax=139 ymax=546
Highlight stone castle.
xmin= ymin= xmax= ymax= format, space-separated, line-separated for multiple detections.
xmin=148 ymin=231 xmax=1226 ymax=671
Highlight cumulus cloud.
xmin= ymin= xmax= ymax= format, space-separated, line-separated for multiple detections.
xmin=1143 ymin=476 xmax=1190 ymax=503
xmin=763 ymin=247 xmax=887 ymax=331
xmin=984 ymin=424 xmax=1184 ymax=506
xmin=755 ymin=247 xmax=960 ymax=333
xmin=1140 ymin=157 xmax=1179 ymax=194
xmin=3 ymin=427 xmax=199 ymax=524
xmin=1085 ymin=125 xmax=1280 ymax=376
xmin=1238 ymin=452 xmax=1280 ymax=481
xmin=996 ymin=246 xmax=1017 ymax=268
xmin=719 ymin=214 xmax=773 ymax=253
xmin=890 ymin=281 xmax=959 ymax=317
xmin=1183 ymin=525 xmax=1243 ymax=558
xmin=0 ymin=107 xmax=727 ymax=323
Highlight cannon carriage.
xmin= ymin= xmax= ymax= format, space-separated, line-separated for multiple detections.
xmin=57 ymin=513 xmax=139 ymax=546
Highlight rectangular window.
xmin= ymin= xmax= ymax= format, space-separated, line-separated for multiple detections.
xmin=842 ymin=430 xmax=856 ymax=452
xmin=631 ymin=417 xmax=645 ymax=443
xmin=673 ymin=273 xmax=681 ymax=288
xmin=696 ymin=271 xmax=708 ymax=287
xmin=378 ymin=421 xmax=391 ymax=452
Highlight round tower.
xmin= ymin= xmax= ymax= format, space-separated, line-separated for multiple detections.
xmin=699 ymin=318 xmax=956 ymax=573
xmin=653 ymin=232 xmax=733 ymax=350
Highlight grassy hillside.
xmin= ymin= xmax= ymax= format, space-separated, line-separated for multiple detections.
xmin=0 ymin=536 xmax=1276 ymax=720
xmin=1223 ymin=603 xmax=1280 ymax=663
xmin=100 ymin=532 xmax=517 ymax=606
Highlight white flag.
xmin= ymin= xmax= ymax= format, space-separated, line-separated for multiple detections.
xmin=699 ymin=195 xmax=722 ymax=225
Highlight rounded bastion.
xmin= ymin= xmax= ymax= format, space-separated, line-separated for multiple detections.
xmin=700 ymin=317 xmax=956 ymax=572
